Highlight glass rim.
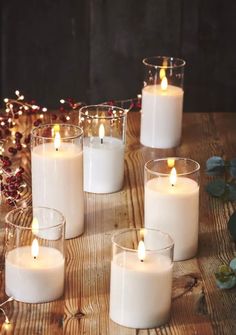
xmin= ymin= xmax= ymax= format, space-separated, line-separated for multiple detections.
xmin=79 ymin=104 xmax=128 ymax=120
xmin=144 ymin=157 xmax=200 ymax=177
xmin=5 ymin=206 xmax=66 ymax=231
xmin=112 ymin=228 xmax=174 ymax=253
xmin=142 ymin=56 xmax=186 ymax=69
xmin=31 ymin=123 xmax=83 ymax=140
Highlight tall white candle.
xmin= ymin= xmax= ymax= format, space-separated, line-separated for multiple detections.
xmin=32 ymin=142 xmax=84 ymax=239
xmin=83 ymin=136 xmax=125 ymax=193
xmin=141 ymin=84 xmax=184 ymax=148
xmin=5 ymin=246 xmax=65 ymax=303
xmin=109 ymin=251 xmax=173 ymax=328
xmin=145 ymin=176 xmax=199 ymax=261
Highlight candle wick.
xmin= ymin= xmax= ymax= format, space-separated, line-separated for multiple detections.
xmin=34 ymin=256 xmax=36 ymax=260
xmin=141 ymin=259 xmax=144 ymax=263
xmin=171 ymin=184 xmax=174 ymax=187
xmin=101 ymin=138 xmax=103 ymax=144
xmin=56 ymin=148 xmax=58 ymax=152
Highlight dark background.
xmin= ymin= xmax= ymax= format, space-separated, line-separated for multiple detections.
xmin=1 ymin=0 xmax=236 ymax=112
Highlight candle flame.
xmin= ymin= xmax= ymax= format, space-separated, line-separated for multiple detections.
xmin=99 ymin=124 xmax=105 ymax=142
xmin=54 ymin=132 xmax=61 ymax=151
xmin=159 ymin=67 xmax=166 ymax=80
xmin=167 ymin=158 xmax=175 ymax=168
xmin=169 ymin=167 xmax=177 ymax=186
xmin=161 ymin=76 xmax=168 ymax=91
xmin=138 ymin=240 xmax=145 ymax=262
xmin=31 ymin=238 xmax=39 ymax=259
xmin=32 ymin=217 xmax=39 ymax=235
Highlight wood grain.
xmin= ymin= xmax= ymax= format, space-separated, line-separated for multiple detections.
xmin=0 ymin=111 xmax=236 ymax=334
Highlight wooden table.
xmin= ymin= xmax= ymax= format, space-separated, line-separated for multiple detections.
xmin=0 ymin=112 xmax=236 ymax=335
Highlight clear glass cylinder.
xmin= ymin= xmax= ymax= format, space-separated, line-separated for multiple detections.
xmin=5 ymin=206 xmax=65 ymax=303
xmin=109 ymin=228 xmax=174 ymax=329
xmin=79 ymin=105 xmax=127 ymax=194
xmin=31 ymin=124 xmax=84 ymax=239
xmin=144 ymin=157 xmax=200 ymax=261
xmin=141 ymin=56 xmax=186 ymax=149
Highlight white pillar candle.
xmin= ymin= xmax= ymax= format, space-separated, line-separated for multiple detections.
xmin=145 ymin=176 xmax=199 ymax=261
xmin=83 ymin=136 xmax=125 ymax=193
xmin=5 ymin=246 xmax=65 ymax=303
xmin=109 ymin=251 xmax=173 ymax=329
xmin=141 ymin=84 xmax=184 ymax=148
xmin=32 ymin=142 xmax=84 ymax=239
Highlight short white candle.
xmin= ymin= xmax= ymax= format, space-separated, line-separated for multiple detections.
xmin=109 ymin=250 xmax=173 ymax=329
xmin=141 ymin=84 xmax=184 ymax=148
xmin=145 ymin=175 xmax=199 ymax=261
xmin=83 ymin=136 xmax=125 ymax=193
xmin=32 ymin=142 xmax=84 ymax=239
xmin=5 ymin=246 xmax=65 ymax=303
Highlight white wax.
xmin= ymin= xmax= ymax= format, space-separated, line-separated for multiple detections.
xmin=31 ymin=142 xmax=84 ymax=239
xmin=145 ymin=177 xmax=199 ymax=261
xmin=83 ymin=136 xmax=125 ymax=193
xmin=5 ymin=246 xmax=65 ymax=303
xmin=109 ymin=252 xmax=173 ymax=329
xmin=141 ymin=84 xmax=184 ymax=148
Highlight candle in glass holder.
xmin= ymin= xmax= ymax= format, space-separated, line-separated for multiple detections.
xmin=79 ymin=105 xmax=127 ymax=194
xmin=31 ymin=124 xmax=84 ymax=239
xmin=140 ymin=56 xmax=185 ymax=148
xmin=109 ymin=228 xmax=174 ymax=329
xmin=145 ymin=158 xmax=200 ymax=261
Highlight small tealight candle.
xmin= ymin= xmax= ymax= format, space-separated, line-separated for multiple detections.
xmin=144 ymin=158 xmax=200 ymax=261
xmin=109 ymin=228 xmax=174 ymax=329
xmin=5 ymin=207 xmax=65 ymax=303
xmin=79 ymin=105 xmax=127 ymax=194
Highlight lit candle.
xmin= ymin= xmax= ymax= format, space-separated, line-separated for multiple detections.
xmin=141 ymin=56 xmax=185 ymax=149
xmin=145 ymin=158 xmax=199 ymax=261
xmin=83 ymin=123 xmax=125 ymax=193
xmin=31 ymin=124 xmax=84 ymax=239
xmin=5 ymin=223 xmax=65 ymax=303
xmin=109 ymin=238 xmax=173 ymax=328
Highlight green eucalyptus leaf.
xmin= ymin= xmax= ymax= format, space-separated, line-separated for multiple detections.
xmin=205 ymin=179 xmax=226 ymax=197
xmin=215 ymin=264 xmax=236 ymax=289
xmin=206 ymin=156 xmax=225 ymax=176
xmin=229 ymin=159 xmax=236 ymax=178
xmin=227 ymin=183 xmax=236 ymax=201
xmin=229 ymin=258 xmax=236 ymax=272
xmin=227 ymin=211 xmax=236 ymax=240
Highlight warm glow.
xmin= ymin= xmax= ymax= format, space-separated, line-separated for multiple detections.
xmin=159 ymin=67 xmax=166 ymax=80
xmin=161 ymin=76 xmax=168 ymax=91
xmin=167 ymin=158 xmax=175 ymax=168
xmin=169 ymin=167 xmax=177 ymax=186
xmin=99 ymin=124 xmax=105 ymax=141
xmin=31 ymin=238 xmax=39 ymax=259
xmin=32 ymin=217 xmax=39 ymax=235
xmin=54 ymin=132 xmax=61 ymax=151
xmin=138 ymin=240 xmax=146 ymax=262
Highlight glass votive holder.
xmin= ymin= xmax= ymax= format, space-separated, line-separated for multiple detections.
xmin=144 ymin=157 xmax=200 ymax=261
xmin=140 ymin=56 xmax=185 ymax=149
xmin=5 ymin=206 xmax=65 ymax=303
xmin=109 ymin=228 xmax=174 ymax=329
xmin=31 ymin=124 xmax=84 ymax=239
xmin=79 ymin=105 xmax=127 ymax=194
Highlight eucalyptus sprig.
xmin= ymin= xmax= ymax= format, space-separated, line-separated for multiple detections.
xmin=205 ymin=156 xmax=236 ymax=201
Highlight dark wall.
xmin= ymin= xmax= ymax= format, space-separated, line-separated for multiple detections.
xmin=1 ymin=0 xmax=236 ymax=112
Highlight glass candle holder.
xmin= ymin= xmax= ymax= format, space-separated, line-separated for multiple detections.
xmin=31 ymin=124 xmax=84 ymax=239
xmin=144 ymin=157 xmax=200 ymax=261
xmin=5 ymin=206 xmax=65 ymax=303
xmin=79 ymin=105 xmax=127 ymax=194
xmin=140 ymin=56 xmax=185 ymax=149
xmin=109 ymin=228 xmax=174 ymax=329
